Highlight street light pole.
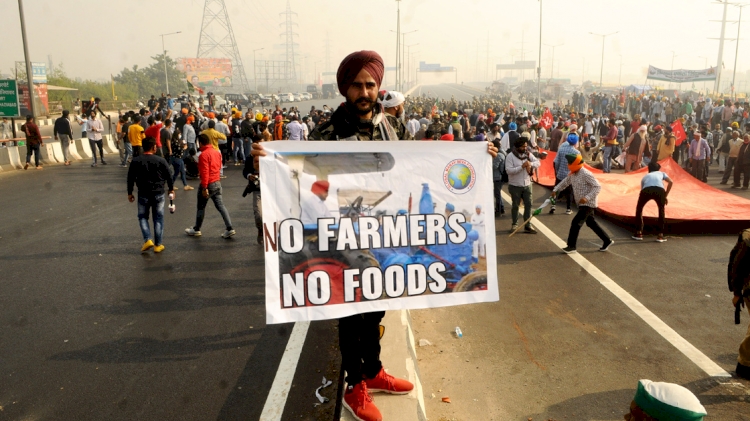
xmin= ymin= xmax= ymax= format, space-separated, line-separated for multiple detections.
xmin=401 ymin=30 xmax=417 ymax=91
xmin=406 ymin=43 xmax=419 ymax=88
xmin=537 ymin=0 xmax=543 ymax=108
xmin=698 ymin=56 xmax=708 ymax=93
xmin=18 ymin=0 xmax=35 ymax=118
xmin=670 ymin=51 xmax=678 ymax=89
xmin=544 ymin=43 xmax=563 ymax=79
xmin=253 ymin=48 xmax=264 ymax=93
xmin=159 ymin=31 xmax=181 ymax=94
xmin=589 ymin=31 xmax=618 ymax=89
xmin=395 ymin=0 xmax=401 ymax=91
xmin=731 ymin=4 xmax=747 ymax=100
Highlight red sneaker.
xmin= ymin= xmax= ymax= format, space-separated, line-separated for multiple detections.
xmin=343 ymin=381 xmax=382 ymax=421
xmin=365 ymin=367 xmax=414 ymax=395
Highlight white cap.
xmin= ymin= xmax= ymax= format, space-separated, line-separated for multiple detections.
xmin=380 ymin=91 xmax=405 ymax=108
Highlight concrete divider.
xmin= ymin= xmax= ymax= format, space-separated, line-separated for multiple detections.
xmin=67 ymin=139 xmax=82 ymax=160
xmin=102 ymin=134 xmax=116 ymax=154
xmin=0 ymin=147 xmax=18 ymax=169
xmin=8 ymin=146 xmax=23 ymax=169
xmin=40 ymin=143 xmax=59 ymax=164
xmin=50 ymin=142 xmax=65 ymax=163
xmin=75 ymin=138 xmax=91 ymax=159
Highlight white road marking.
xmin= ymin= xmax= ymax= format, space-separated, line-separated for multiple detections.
xmin=259 ymin=321 xmax=311 ymax=421
xmin=501 ymin=192 xmax=731 ymax=378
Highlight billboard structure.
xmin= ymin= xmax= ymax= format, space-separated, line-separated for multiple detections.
xmin=13 ymin=62 xmax=49 ymax=117
xmin=496 ymin=61 xmax=536 ymax=70
xmin=419 ymin=62 xmax=456 ymax=72
xmin=177 ymin=58 xmax=233 ymax=88
xmin=14 ymin=62 xmax=47 ymax=83
xmin=646 ymin=65 xmax=717 ymax=83
xmin=417 ymin=62 xmax=458 ymax=85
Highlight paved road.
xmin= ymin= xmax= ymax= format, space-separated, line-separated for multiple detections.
xmin=413 ymin=164 xmax=750 ymax=420
xmin=0 ymin=162 xmax=342 ymax=420
xmin=7 ymin=84 xmax=750 ymax=420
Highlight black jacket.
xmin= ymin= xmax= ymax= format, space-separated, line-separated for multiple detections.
xmin=127 ymin=153 xmax=174 ymax=196
xmin=54 ymin=117 xmax=73 ymax=137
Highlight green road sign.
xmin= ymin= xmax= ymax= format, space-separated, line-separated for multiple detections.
xmin=0 ymin=80 xmax=20 ymax=118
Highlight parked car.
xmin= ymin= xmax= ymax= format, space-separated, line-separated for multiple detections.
xmin=224 ymin=93 xmax=252 ymax=108
xmin=279 ymin=93 xmax=295 ymax=103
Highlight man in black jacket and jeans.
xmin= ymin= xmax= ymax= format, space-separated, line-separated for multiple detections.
xmin=54 ymin=110 xmax=74 ymax=165
xmin=127 ymin=136 xmax=174 ymax=254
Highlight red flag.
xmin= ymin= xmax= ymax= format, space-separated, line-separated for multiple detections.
xmin=671 ymin=120 xmax=687 ymax=146
xmin=540 ymin=108 xmax=553 ymax=130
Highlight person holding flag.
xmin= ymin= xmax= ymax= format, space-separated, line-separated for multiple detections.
xmin=656 ymin=126 xmax=676 ymax=161
xmin=552 ymin=153 xmax=613 ymax=254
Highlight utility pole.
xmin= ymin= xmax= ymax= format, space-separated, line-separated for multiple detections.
xmin=406 ymin=44 xmax=418 ymax=87
xmin=18 ymin=0 xmax=35 ymax=118
xmin=486 ymin=31 xmax=490 ymax=82
xmin=402 ymin=30 xmax=417 ymax=90
xmin=324 ymin=32 xmax=332 ymax=74
xmin=618 ymin=54 xmax=623 ymax=87
xmin=537 ymin=0 xmax=543 ymax=108
xmin=521 ymin=30 xmax=525 ymax=82
xmin=731 ymin=4 xmax=747 ymax=99
xmin=544 ymin=43 xmax=563 ymax=79
xmin=670 ymin=51 xmax=678 ymax=89
xmin=395 ymin=0 xmax=401 ymax=91
xmin=699 ymin=55 xmax=709 ymax=93
xmin=590 ymin=31 xmax=618 ymax=88
xmin=715 ymin=0 xmax=731 ymax=94
xmin=160 ymin=31 xmax=181 ymax=94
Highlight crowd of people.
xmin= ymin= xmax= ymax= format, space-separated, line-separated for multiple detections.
xmin=14 ymin=44 xmax=750 ymax=419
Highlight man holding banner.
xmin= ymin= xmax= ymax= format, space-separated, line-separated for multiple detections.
xmin=251 ymin=50 xmax=498 ymax=421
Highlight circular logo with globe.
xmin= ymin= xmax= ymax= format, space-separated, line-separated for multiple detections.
xmin=443 ymin=159 xmax=476 ymax=194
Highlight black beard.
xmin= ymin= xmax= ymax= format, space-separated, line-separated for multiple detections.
xmin=346 ymin=97 xmax=376 ymax=117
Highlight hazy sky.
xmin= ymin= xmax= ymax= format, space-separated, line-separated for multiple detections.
xmin=2 ymin=0 xmax=748 ymax=87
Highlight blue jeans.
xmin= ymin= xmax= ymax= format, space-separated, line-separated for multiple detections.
xmin=602 ymin=145 xmax=613 ymax=173
xmin=171 ymin=157 xmax=187 ymax=186
xmin=243 ymin=138 xmax=251 ymax=159
xmin=122 ymin=142 xmax=133 ymax=165
xmin=194 ymin=182 xmax=233 ymax=230
xmin=233 ymin=138 xmax=244 ymax=162
xmin=138 ymin=193 xmax=165 ymax=245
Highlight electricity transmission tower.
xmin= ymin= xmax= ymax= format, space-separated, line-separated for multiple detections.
xmin=196 ymin=0 xmax=250 ymax=92
xmin=279 ymin=0 xmax=299 ymax=85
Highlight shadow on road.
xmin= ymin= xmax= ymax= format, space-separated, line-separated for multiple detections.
xmin=48 ymin=329 xmax=260 ymax=363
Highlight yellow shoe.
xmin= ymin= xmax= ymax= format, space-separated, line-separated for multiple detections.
xmin=141 ymin=239 xmax=155 ymax=253
xmin=153 ymin=244 xmax=165 ymax=253
xmin=184 ymin=185 xmax=194 ymax=191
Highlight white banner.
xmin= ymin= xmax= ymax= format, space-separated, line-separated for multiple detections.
xmin=646 ymin=65 xmax=717 ymax=83
xmin=260 ymin=141 xmax=499 ymax=324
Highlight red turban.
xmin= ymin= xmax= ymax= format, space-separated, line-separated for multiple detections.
xmin=439 ymin=134 xmax=454 ymax=141
xmin=311 ymin=180 xmax=330 ymax=195
xmin=336 ymin=50 xmax=384 ymax=95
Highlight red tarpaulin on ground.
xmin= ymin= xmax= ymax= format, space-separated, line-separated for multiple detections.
xmin=533 ymin=149 xmax=750 ymax=226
